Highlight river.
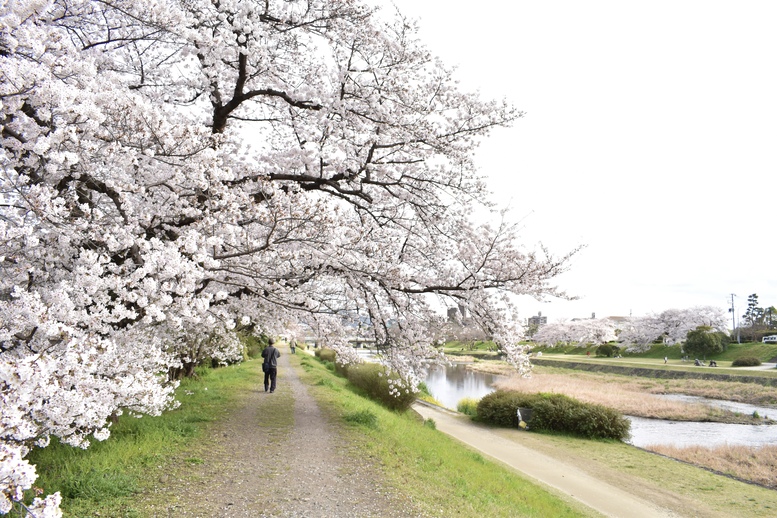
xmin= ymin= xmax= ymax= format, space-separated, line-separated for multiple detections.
xmin=422 ymin=362 xmax=777 ymax=448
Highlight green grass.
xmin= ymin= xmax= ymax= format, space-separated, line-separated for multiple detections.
xmin=22 ymin=363 xmax=257 ymax=517
xmin=296 ymin=354 xmax=593 ymax=517
xmin=531 ymin=341 xmax=777 ymax=363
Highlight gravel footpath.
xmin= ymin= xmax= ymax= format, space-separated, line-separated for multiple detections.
xmin=140 ymin=350 xmax=422 ymax=517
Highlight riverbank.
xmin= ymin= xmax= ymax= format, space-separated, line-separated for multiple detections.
xmin=531 ymin=357 xmax=777 ymax=386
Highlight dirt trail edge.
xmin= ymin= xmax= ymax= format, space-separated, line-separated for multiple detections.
xmin=141 ymin=352 xmax=420 ymax=517
xmin=411 ymin=401 xmax=678 ymax=518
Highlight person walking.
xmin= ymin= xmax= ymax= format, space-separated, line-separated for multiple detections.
xmin=262 ymin=338 xmax=281 ymax=393
xmin=290 ymin=339 xmax=297 ymax=354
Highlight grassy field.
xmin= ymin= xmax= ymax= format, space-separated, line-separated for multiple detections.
xmin=532 ymin=354 xmax=777 ymax=377
xmin=473 ymin=353 xmax=777 ymax=494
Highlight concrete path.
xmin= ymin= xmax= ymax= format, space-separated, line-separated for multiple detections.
xmin=412 ymin=401 xmax=679 ymax=518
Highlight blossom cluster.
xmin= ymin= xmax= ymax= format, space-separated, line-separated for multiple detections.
xmin=532 ymin=306 xmax=729 ymax=351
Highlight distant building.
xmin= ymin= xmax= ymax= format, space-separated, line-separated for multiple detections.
xmin=447 ymin=305 xmax=473 ymax=325
xmin=528 ymin=311 xmax=547 ymax=327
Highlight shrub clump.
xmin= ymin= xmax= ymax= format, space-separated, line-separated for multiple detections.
xmin=239 ymin=332 xmax=267 ymax=359
xmin=477 ymin=390 xmax=630 ymax=441
xmin=595 ymin=344 xmax=620 ymax=357
xmin=457 ymin=397 xmax=480 ymax=417
xmin=476 ymin=391 xmax=542 ymax=427
xmin=732 ymin=356 xmax=762 ymax=367
xmin=315 ymin=348 xmax=337 ymax=362
xmin=345 ymin=363 xmax=417 ymax=411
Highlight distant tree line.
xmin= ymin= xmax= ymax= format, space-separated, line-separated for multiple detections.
xmin=737 ymin=294 xmax=776 ymax=342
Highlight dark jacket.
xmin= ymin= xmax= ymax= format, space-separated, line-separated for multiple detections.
xmin=262 ymin=346 xmax=280 ymax=368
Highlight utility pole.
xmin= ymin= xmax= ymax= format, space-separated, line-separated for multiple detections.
xmin=729 ymin=294 xmax=740 ymax=344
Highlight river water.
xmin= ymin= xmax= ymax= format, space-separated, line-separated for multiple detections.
xmin=423 ymin=363 xmax=504 ymax=410
xmin=628 ymin=395 xmax=777 ymax=448
xmin=421 ymin=362 xmax=777 ymax=448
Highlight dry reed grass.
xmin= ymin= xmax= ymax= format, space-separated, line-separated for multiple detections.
xmin=646 ymin=444 xmax=777 ymax=489
xmin=494 ymin=372 xmax=763 ymax=423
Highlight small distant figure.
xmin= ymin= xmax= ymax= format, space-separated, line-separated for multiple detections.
xmin=694 ymin=359 xmax=702 ymax=366
xmin=536 ymin=351 xmax=542 ymax=357
xmin=664 ymin=356 xmax=667 ymax=364
xmin=262 ymin=338 xmax=281 ymax=393
xmin=709 ymin=360 xmax=717 ymax=367
xmin=290 ymin=339 xmax=297 ymax=354
xmin=587 ymin=351 xmax=591 ymax=358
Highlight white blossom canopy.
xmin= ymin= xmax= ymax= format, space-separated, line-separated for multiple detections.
xmin=0 ymin=0 xmax=575 ymax=512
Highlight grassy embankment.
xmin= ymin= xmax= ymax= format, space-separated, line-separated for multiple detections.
xmin=297 ymin=353 xmax=594 ymax=517
xmin=447 ymin=338 xmax=777 ymax=363
xmin=22 ymin=355 xmax=591 ymax=517
xmin=529 ymin=340 xmax=777 ymax=361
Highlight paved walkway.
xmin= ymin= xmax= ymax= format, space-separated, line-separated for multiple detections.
xmin=411 ymin=401 xmax=679 ymax=518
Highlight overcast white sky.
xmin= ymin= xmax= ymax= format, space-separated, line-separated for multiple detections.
xmin=386 ymin=0 xmax=777 ymax=325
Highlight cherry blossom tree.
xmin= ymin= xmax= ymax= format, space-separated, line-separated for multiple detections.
xmin=619 ymin=306 xmax=728 ymax=351
xmin=1 ymin=0 xmax=575 ymax=512
xmin=532 ymin=318 xmax=616 ymax=346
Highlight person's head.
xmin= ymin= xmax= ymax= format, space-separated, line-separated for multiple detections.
xmin=268 ymin=337 xmax=275 ymax=346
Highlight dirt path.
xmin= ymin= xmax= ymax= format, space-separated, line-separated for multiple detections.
xmin=140 ymin=352 xmax=422 ymax=517
xmin=412 ymin=401 xmax=679 ymax=518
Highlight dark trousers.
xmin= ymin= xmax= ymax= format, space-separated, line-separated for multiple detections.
xmin=264 ymin=367 xmax=277 ymax=392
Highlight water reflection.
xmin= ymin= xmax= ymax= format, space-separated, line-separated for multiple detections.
xmin=627 ymin=416 xmax=777 ymax=448
xmin=660 ymin=394 xmax=777 ymax=419
xmin=424 ymin=363 xmax=503 ymax=409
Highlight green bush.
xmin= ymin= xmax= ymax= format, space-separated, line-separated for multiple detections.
xmin=333 ymin=360 xmax=350 ymax=377
xmin=477 ymin=390 xmax=630 ymax=441
xmin=732 ymin=356 xmax=762 ymax=367
xmin=417 ymin=382 xmax=432 ymax=398
xmin=239 ymin=332 xmax=267 ymax=359
xmin=345 ymin=363 xmax=417 ymax=411
xmin=595 ymin=344 xmax=619 ymax=357
xmin=457 ymin=397 xmax=480 ymax=417
xmin=316 ymin=348 xmax=337 ymax=362
xmin=476 ymin=390 xmax=542 ymax=427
